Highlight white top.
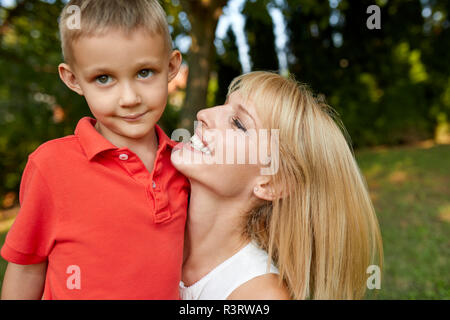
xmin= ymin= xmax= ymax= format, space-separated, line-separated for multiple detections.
xmin=179 ymin=241 xmax=279 ymax=300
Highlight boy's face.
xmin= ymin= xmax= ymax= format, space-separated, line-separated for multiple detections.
xmin=59 ymin=27 xmax=181 ymax=143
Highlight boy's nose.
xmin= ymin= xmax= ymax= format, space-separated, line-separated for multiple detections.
xmin=119 ymin=83 xmax=141 ymax=107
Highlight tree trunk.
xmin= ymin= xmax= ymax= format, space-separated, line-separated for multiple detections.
xmin=179 ymin=0 xmax=227 ymax=130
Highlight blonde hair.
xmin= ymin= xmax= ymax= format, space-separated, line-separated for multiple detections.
xmin=228 ymin=71 xmax=383 ymax=299
xmin=58 ymin=0 xmax=172 ymax=64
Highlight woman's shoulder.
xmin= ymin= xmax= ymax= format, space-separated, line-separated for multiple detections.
xmin=226 ymin=241 xmax=290 ymax=300
xmin=226 ymin=273 xmax=291 ymax=300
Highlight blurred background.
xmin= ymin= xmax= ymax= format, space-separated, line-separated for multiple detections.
xmin=0 ymin=0 xmax=449 ymax=299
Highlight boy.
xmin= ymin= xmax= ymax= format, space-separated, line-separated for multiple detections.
xmin=1 ymin=0 xmax=189 ymax=299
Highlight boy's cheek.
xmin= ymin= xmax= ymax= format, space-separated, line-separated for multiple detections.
xmin=145 ymin=88 xmax=168 ymax=108
xmin=84 ymin=90 xmax=114 ymax=110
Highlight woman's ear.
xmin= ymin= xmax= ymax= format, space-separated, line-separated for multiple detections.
xmin=168 ymin=50 xmax=182 ymax=83
xmin=253 ymin=179 xmax=278 ymax=201
xmin=58 ymin=63 xmax=84 ymax=96
xmin=253 ymin=179 xmax=289 ymax=201
xmin=253 ymin=185 xmax=275 ymax=201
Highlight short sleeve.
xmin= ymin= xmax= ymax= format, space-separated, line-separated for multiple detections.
xmin=1 ymin=158 xmax=57 ymax=264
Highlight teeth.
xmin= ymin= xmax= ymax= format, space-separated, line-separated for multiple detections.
xmin=190 ymin=135 xmax=211 ymax=155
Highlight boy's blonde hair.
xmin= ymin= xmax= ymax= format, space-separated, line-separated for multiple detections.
xmin=228 ymin=71 xmax=383 ymax=299
xmin=59 ymin=0 xmax=172 ymax=65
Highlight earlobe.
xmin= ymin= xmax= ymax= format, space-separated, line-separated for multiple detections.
xmin=58 ymin=63 xmax=84 ymax=96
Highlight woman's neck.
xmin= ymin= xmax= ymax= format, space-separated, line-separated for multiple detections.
xmin=182 ymin=182 xmax=250 ymax=286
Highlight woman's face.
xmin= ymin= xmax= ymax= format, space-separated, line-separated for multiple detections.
xmin=171 ymin=91 xmax=271 ymax=198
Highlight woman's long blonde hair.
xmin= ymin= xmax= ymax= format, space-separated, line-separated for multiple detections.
xmin=228 ymin=71 xmax=383 ymax=299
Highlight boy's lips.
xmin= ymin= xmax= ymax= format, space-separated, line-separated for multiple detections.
xmin=120 ymin=111 xmax=148 ymax=121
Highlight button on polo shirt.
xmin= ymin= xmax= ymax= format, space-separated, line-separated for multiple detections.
xmin=1 ymin=117 xmax=190 ymax=299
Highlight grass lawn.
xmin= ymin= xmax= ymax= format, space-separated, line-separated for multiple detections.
xmin=0 ymin=144 xmax=448 ymax=299
xmin=356 ymin=144 xmax=449 ymax=299
xmin=0 ymin=231 xmax=7 ymax=291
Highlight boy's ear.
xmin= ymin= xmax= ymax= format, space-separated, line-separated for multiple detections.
xmin=58 ymin=63 xmax=84 ymax=96
xmin=167 ymin=50 xmax=182 ymax=83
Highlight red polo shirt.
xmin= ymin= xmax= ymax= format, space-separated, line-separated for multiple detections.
xmin=1 ymin=117 xmax=190 ymax=299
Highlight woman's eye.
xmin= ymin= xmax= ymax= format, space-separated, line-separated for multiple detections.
xmin=138 ymin=69 xmax=154 ymax=79
xmin=96 ymin=75 xmax=112 ymax=85
xmin=232 ymin=117 xmax=247 ymax=132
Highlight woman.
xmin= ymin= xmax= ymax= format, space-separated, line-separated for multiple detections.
xmin=171 ymin=71 xmax=383 ymax=299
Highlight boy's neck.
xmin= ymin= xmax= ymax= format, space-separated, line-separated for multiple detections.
xmin=94 ymin=121 xmax=159 ymax=170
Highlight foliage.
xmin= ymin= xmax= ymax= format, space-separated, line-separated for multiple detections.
xmin=214 ymin=27 xmax=242 ymax=106
xmin=0 ymin=0 xmax=86 ymax=206
xmin=284 ymin=0 xmax=450 ymax=147
xmin=243 ymin=0 xmax=279 ymax=71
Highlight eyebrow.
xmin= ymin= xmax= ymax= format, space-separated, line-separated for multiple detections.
xmin=85 ymin=60 xmax=159 ymax=76
xmin=236 ymin=104 xmax=256 ymax=127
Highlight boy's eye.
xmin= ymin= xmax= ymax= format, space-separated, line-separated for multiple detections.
xmin=138 ymin=69 xmax=154 ymax=79
xmin=96 ymin=75 xmax=112 ymax=85
xmin=232 ymin=116 xmax=247 ymax=132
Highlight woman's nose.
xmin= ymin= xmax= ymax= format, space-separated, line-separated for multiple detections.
xmin=196 ymin=105 xmax=224 ymax=129
xmin=196 ymin=109 xmax=209 ymax=128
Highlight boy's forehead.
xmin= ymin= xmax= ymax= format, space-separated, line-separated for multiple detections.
xmin=71 ymin=27 xmax=169 ymax=70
